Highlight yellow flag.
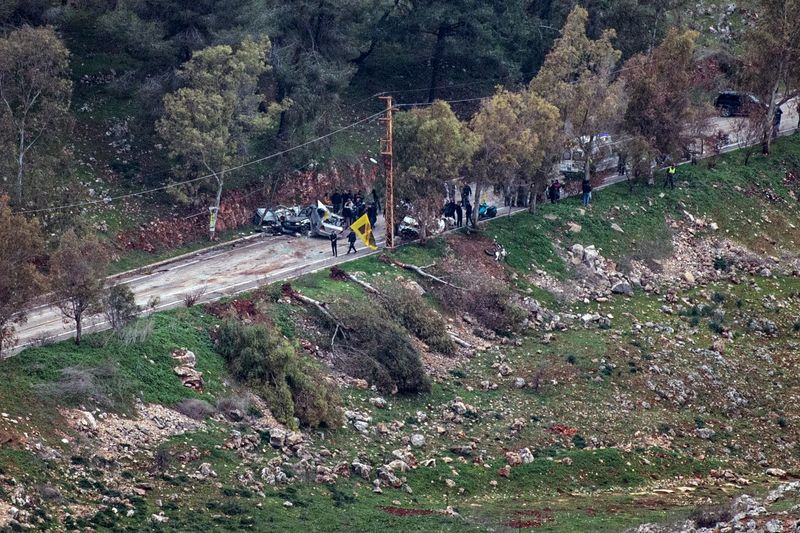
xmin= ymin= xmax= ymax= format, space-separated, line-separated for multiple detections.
xmin=317 ymin=200 xmax=331 ymax=221
xmin=349 ymin=213 xmax=378 ymax=250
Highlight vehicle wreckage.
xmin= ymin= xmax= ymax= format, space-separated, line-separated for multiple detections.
xmin=253 ymin=203 xmax=344 ymax=238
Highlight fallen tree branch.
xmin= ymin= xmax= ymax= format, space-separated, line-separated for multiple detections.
xmin=281 ymin=283 xmax=348 ymax=341
xmin=378 ymin=255 xmax=464 ymax=290
xmin=330 ymin=266 xmax=382 ymax=296
xmin=448 ymin=333 xmax=472 ymax=349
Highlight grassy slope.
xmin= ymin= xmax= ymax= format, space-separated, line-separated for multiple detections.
xmin=3 ymin=136 xmax=800 ymax=531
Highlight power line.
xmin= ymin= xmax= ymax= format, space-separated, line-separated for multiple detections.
xmin=15 ymin=109 xmax=388 ymax=216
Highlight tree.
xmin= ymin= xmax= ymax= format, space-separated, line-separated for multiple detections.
xmin=469 ymin=88 xmax=561 ymax=224
xmin=741 ymin=0 xmax=800 ymax=154
xmin=50 ymin=229 xmax=109 ymax=345
xmin=530 ymin=6 xmax=625 ymax=183
xmin=157 ymin=38 xmax=285 ymax=238
xmin=623 ymin=29 xmax=708 ymax=167
xmin=0 ymin=26 xmax=72 ymax=205
xmin=103 ymin=284 xmax=140 ymax=333
xmin=394 ymin=100 xmax=475 ymax=238
xmin=0 ymin=195 xmax=45 ymax=355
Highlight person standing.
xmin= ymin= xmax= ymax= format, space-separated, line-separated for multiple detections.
xmin=664 ymin=164 xmax=676 ymax=190
xmin=346 ymin=230 xmax=357 ymax=254
xmin=582 ymin=179 xmax=592 ymax=207
xmin=329 ymin=231 xmax=338 ymax=257
xmin=465 ymin=201 xmax=473 ymax=227
xmin=367 ymin=202 xmax=377 ymax=227
xmin=343 ymin=198 xmax=353 ymax=226
xmin=461 ymin=181 xmax=472 ymax=207
xmin=455 ymin=202 xmax=463 ymax=228
xmin=371 ymin=188 xmax=381 ymax=214
xmin=332 ymin=190 xmax=342 ymax=215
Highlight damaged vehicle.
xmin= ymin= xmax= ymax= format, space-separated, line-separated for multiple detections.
xmin=253 ymin=203 xmax=344 ymax=238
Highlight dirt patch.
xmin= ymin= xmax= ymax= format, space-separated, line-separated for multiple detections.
xmin=207 ymin=298 xmax=261 ymax=322
xmin=445 ymin=233 xmax=508 ymax=280
xmin=503 ymin=509 xmax=555 ymax=529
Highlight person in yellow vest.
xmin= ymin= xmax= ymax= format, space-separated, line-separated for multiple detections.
xmin=664 ymin=163 xmax=677 ymax=190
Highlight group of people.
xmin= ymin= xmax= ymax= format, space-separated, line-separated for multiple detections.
xmin=547 ymin=178 xmax=594 ymax=207
xmin=328 ymin=189 xmax=380 ymax=228
xmin=329 ymin=229 xmax=358 ymax=257
xmin=441 ymin=182 xmax=475 ymax=228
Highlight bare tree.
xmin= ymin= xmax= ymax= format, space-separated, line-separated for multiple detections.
xmin=50 ymin=230 xmax=109 ymax=345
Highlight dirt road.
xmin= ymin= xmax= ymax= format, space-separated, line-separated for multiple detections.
xmin=8 ymin=103 xmax=799 ymax=355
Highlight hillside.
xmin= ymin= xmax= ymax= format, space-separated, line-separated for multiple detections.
xmin=2 ymin=135 xmax=800 ymax=531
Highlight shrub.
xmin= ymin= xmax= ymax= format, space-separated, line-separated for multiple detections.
xmin=216 ymin=395 xmax=251 ymax=421
xmin=35 ymin=361 xmax=131 ymax=410
xmin=379 ymin=285 xmax=455 ymax=354
xmin=174 ymin=399 xmax=216 ymax=421
xmin=215 ymin=321 xmax=342 ymax=428
xmin=104 ymin=284 xmax=140 ymax=332
xmin=432 ymin=274 xmax=525 ymax=335
xmin=688 ymin=505 xmax=732 ymax=528
xmin=335 ymin=305 xmax=431 ymax=395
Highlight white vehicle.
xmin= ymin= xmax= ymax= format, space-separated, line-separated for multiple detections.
xmin=559 ymin=133 xmax=620 ymax=178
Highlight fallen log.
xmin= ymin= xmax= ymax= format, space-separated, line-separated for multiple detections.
xmin=448 ymin=333 xmax=472 ymax=349
xmin=378 ymin=255 xmax=464 ymax=290
xmin=330 ymin=266 xmax=382 ymax=296
xmin=281 ymin=283 xmax=348 ymax=342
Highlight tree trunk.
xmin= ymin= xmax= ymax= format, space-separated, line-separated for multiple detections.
xmin=17 ymin=130 xmax=25 ymax=203
xmin=427 ymin=25 xmax=447 ymax=103
xmin=583 ymin=135 xmax=594 ymax=183
xmin=209 ymin=173 xmax=224 ymax=240
xmin=528 ymin=184 xmax=538 ymax=213
xmin=472 ymin=181 xmax=482 ymax=227
xmin=74 ymin=309 xmax=82 ymax=345
xmin=762 ymin=64 xmax=783 ymax=155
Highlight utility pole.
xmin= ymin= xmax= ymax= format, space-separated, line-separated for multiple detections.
xmin=379 ymin=95 xmax=395 ymax=250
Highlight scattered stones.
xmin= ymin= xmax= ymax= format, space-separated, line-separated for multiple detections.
xmin=369 ymin=397 xmax=387 ymax=409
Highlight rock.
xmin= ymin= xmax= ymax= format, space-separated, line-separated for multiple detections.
xmin=709 ymin=222 xmax=719 ymax=231
xmin=377 ymin=467 xmax=403 ymax=488
xmin=352 ymin=462 xmax=372 ymax=480
xmin=766 ymin=468 xmax=788 ymax=478
xmin=401 ymin=279 xmax=426 ymax=296
xmin=79 ymin=411 xmax=97 ymax=430
xmin=611 ymin=281 xmax=633 ymax=296
xmin=682 ymin=272 xmax=695 ymax=284
xmin=197 ymin=462 xmax=217 ymax=478
xmin=353 ymin=421 xmax=370 ymax=433
xmin=765 ymin=519 xmax=784 ymax=533
xmin=505 ymin=452 xmax=522 ymax=466
xmin=173 ymin=366 xmax=204 ymax=391
xmin=498 ymin=466 xmax=510 ymax=478
xmin=410 ymin=434 xmax=425 ymax=448
xmin=283 ymin=501 xmax=293 ymax=508
xmin=695 ymin=428 xmax=715 ymax=440
xmin=567 ymin=222 xmax=582 ymax=234
xmin=151 ymin=513 xmax=169 ymax=523
xmin=451 ymin=401 xmax=467 ymax=415
xmin=171 ymin=348 xmax=196 ymax=367
xmin=416 ymin=411 xmax=428 ymax=423
xmin=760 ymin=268 xmax=772 ymax=277
xmin=570 ymin=243 xmax=584 ymax=257
xmin=269 ymin=428 xmax=287 ymax=448
xmin=519 ymin=448 xmax=534 ymax=464
xmin=369 ymin=397 xmax=387 ymax=409
xmin=450 ymin=445 xmax=473 ymax=456
xmin=498 ymin=363 xmax=513 ymax=376
xmin=611 ymin=222 xmax=624 ymax=233
xmin=353 ymin=379 xmax=369 ymax=390
xmin=512 ymin=377 xmax=526 ymax=389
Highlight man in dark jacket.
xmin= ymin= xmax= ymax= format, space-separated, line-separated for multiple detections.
xmin=455 ymin=202 xmax=463 ymax=228
xmin=367 ymin=202 xmax=377 ymax=227
xmin=582 ymin=179 xmax=592 ymax=207
xmin=346 ymin=231 xmax=357 ymax=254
xmin=329 ymin=231 xmax=338 ymax=257
xmin=465 ymin=201 xmax=473 ymax=227
xmin=332 ymin=190 xmax=342 ymax=215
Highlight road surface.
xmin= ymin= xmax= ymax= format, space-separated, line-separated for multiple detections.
xmin=6 ymin=102 xmax=799 ymax=355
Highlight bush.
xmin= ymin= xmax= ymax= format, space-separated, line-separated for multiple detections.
xmin=215 ymin=321 xmax=342 ymax=428
xmin=379 ymin=285 xmax=455 ymax=354
xmin=335 ymin=305 xmax=431 ymax=395
xmin=174 ymin=399 xmax=216 ymax=421
xmin=432 ymin=274 xmax=525 ymax=335
xmin=104 ymin=285 xmax=140 ymax=332
xmin=34 ymin=361 xmax=131 ymax=410
xmin=688 ymin=505 xmax=732 ymax=528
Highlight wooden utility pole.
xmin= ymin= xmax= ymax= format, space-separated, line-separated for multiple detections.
xmin=379 ymin=95 xmax=395 ymax=250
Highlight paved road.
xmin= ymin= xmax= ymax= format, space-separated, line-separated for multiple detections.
xmin=7 ymin=102 xmax=799 ymax=355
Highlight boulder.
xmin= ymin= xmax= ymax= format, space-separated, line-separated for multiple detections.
xmin=611 ymin=281 xmax=633 ymax=296
xmin=410 ymin=434 xmax=425 ymax=448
